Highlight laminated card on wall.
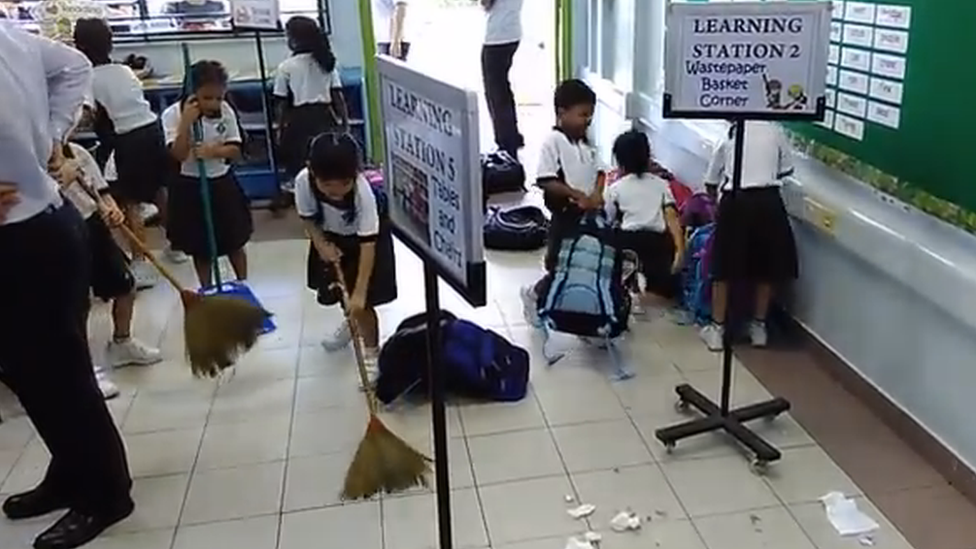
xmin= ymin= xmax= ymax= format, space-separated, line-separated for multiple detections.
xmin=229 ymin=0 xmax=280 ymax=30
xmin=663 ymin=0 xmax=832 ymax=120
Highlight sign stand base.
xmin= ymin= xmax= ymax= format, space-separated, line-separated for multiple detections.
xmin=653 ymin=119 xmax=792 ymax=475
xmin=423 ymin=262 xmax=454 ymax=549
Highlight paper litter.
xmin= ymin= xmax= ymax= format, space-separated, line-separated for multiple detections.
xmin=610 ymin=510 xmax=642 ymax=532
xmin=583 ymin=531 xmax=602 ymax=543
xmin=820 ymin=492 xmax=880 ymax=537
xmin=567 ymin=504 xmax=596 ymax=519
xmin=564 ymin=537 xmax=594 ymax=549
xmin=565 ymin=494 xmax=575 ymax=503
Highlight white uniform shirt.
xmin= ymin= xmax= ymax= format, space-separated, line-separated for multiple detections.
xmin=373 ymin=0 xmax=409 ymax=43
xmin=604 ymin=173 xmax=675 ymax=233
xmin=161 ymin=101 xmax=242 ymax=179
xmin=484 ymin=0 xmax=523 ymax=45
xmin=88 ymin=64 xmax=157 ymax=135
xmin=273 ymin=54 xmax=342 ymax=106
xmin=294 ymin=168 xmax=379 ymax=238
xmin=536 ymin=129 xmax=604 ymax=195
xmin=62 ymin=143 xmax=109 ymax=220
xmin=704 ymin=121 xmax=795 ymax=191
xmin=0 ymin=22 xmax=91 ymax=225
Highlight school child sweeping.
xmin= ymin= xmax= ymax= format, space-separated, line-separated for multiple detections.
xmin=59 ymin=141 xmax=163 ymax=399
xmin=295 ymin=133 xmax=397 ymax=387
xmin=604 ymin=130 xmax=685 ymax=314
xmin=274 ymin=16 xmax=349 ymax=187
xmin=72 ymin=18 xmax=185 ymax=291
xmin=161 ymin=60 xmax=254 ymax=288
xmin=699 ymin=120 xmax=798 ymax=351
xmin=520 ymin=79 xmax=606 ymax=325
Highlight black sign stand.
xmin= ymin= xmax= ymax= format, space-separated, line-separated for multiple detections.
xmin=653 ymin=114 xmax=799 ymax=473
xmin=251 ymin=30 xmax=282 ymax=209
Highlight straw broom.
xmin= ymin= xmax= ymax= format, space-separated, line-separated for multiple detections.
xmin=328 ymin=260 xmax=431 ymax=500
xmin=72 ymin=172 xmax=269 ymax=378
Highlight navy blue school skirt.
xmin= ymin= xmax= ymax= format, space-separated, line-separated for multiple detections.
xmin=306 ymin=224 xmax=397 ymax=308
xmin=166 ymin=171 xmax=253 ymax=259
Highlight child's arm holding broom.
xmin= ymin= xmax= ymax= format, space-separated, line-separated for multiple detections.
xmin=349 ymin=177 xmax=381 ymax=312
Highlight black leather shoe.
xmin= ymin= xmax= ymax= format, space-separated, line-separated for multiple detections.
xmin=33 ymin=500 xmax=134 ymax=549
xmin=2 ymin=488 xmax=69 ymax=520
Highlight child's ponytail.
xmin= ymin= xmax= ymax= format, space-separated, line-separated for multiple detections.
xmin=286 ymin=16 xmax=337 ymax=74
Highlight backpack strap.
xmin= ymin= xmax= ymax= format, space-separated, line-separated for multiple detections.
xmin=540 ymin=219 xmax=585 ymax=316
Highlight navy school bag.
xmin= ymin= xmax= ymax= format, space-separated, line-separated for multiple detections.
xmin=537 ymin=212 xmax=631 ymax=339
xmin=375 ymin=310 xmax=530 ymax=404
xmin=483 ymin=205 xmax=549 ymax=251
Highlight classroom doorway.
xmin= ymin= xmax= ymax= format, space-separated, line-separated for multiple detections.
xmin=403 ymin=0 xmax=557 ymax=156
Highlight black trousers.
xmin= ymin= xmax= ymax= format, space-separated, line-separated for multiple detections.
xmin=0 ymin=203 xmax=132 ymax=512
xmin=481 ymin=41 xmax=523 ymax=155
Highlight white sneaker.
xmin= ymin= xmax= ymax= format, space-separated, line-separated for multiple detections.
xmin=631 ymin=294 xmax=646 ymax=317
xmin=94 ymin=366 xmax=120 ymax=400
xmin=359 ymin=347 xmax=380 ymax=390
xmin=107 ymin=338 xmax=163 ymax=367
xmin=164 ymin=246 xmax=189 ymax=264
xmin=322 ymin=320 xmax=352 ymax=352
xmin=520 ymin=285 xmax=540 ymax=327
xmin=131 ymin=259 xmax=159 ymax=290
xmin=749 ymin=320 xmax=768 ymax=348
xmin=700 ymin=323 xmax=724 ymax=352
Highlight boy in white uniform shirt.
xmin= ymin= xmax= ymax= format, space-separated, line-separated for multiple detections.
xmin=700 ymin=120 xmax=798 ymax=351
xmin=521 ymin=79 xmax=605 ymax=325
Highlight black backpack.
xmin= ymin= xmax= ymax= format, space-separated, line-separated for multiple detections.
xmin=483 ymin=205 xmax=549 ymax=251
xmin=481 ymin=151 xmax=526 ymax=201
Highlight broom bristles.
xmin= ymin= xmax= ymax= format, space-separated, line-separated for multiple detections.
xmin=341 ymin=415 xmax=432 ymax=500
xmin=184 ymin=294 xmax=271 ymax=378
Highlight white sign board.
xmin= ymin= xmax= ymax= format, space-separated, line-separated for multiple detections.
xmin=376 ymin=56 xmax=486 ymax=306
xmin=229 ymin=0 xmax=280 ymax=31
xmin=664 ymin=1 xmax=832 ymax=119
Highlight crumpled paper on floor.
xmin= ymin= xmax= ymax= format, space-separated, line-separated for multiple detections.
xmin=567 ymin=504 xmax=596 ymax=519
xmin=564 ymin=537 xmax=594 ymax=549
xmin=610 ymin=510 xmax=642 ymax=532
xmin=821 ymin=491 xmax=879 ymax=537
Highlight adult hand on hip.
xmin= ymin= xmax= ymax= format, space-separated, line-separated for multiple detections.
xmin=0 ymin=183 xmax=20 ymax=223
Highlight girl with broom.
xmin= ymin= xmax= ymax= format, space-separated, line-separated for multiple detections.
xmin=161 ymin=60 xmax=254 ymax=288
xmin=295 ymin=132 xmax=397 ymax=387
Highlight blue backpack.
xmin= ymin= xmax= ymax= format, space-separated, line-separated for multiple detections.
xmin=538 ymin=212 xmax=630 ymax=339
xmin=375 ymin=311 xmax=530 ymax=404
xmin=679 ymin=223 xmax=716 ymax=325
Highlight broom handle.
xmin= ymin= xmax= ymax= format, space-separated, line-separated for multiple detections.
xmin=72 ymin=174 xmax=189 ymax=294
xmin=328 ymin=258 xmax=379 ymax=415
xmin=181 ymin=43 xmax=222 ymax=288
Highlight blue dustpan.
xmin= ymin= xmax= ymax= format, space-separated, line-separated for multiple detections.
xmin=199 ymin=281 xmax=276 ymax=335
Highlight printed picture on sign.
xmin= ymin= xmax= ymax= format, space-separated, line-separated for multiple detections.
xmin=762 ymin=74 xmax=807 ymax=110
xmin=390 ymin=153 xmax=431 ymax=245
xmin=233 ymin=4 xmax=250 ymax=23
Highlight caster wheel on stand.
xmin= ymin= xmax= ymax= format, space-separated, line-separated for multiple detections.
xmin=749 ymin=458 xmax=769 ymax=476
xmin=663 ymin=442 xmax=676 ymax=454
xmin=674 ymin=399 xmax=691 ymax=414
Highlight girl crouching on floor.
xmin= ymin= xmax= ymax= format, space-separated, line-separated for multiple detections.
xmin=295 ymin=133 xmax=397 ymax=387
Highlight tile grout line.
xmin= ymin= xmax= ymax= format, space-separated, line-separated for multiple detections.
xmin=166 ymin=380 xmax=219 ymax=549
xmin=274 ymin=326 xmax=305 ymax=549
xmin=456 ymin=389 xmax=492 ymax=549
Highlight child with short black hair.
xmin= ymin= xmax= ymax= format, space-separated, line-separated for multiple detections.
xmin=59 ymin=141 xmax=162 ymax=399
xmin=73 ymin=18 xmax=180 ymax=288
xmin=295 ymin=132 xmax=397 ymax=386
xmin=274 ymin=16 xmax=349 ymax=184
xmin=605 ymin=130 xmax=685 ymax=312
xmin=520 ymin=78 xmax=605 ymax=325
xmin=161 ymin=60 xmax=253 ymax=287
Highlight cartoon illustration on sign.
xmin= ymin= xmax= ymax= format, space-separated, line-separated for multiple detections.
xmin=786 ymin=84 xmax=808 ymax=110
xmin=762 ymin=74 xmax=784 ymax=109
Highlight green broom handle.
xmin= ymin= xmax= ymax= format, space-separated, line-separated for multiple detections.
xmin=181 ymin=43 xmax=222 ymax=288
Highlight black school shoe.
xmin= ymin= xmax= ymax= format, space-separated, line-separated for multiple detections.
xmin=33 ymin=499 xmax=134 ymax=549
xmin=3 ymin=487 xmax=70 ymax=520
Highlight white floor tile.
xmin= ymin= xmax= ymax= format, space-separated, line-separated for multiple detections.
xmin=467 ymin=429 xmax=564 ymax=485
xmin=181 ymin=461 xmax=284 ymax=525
xmin=294 ymin=375 xmax=365 ymax=413
xmin=551 ymin=420 xmax=653 ymax=473
xmin=762 ymin=446 xmax=863 ymax=504
xmin=479 ymin=475 xmax=584 ymax=545
xmin=458 ymin=396 xmax=546 ymax=437
xmin=0 ymin=416 xmax=35 ymax=452
xmin=196 ymin=415 xmax=290 ymax=470
xmin=209 ymin=378 xmax=295 ymax=425
xmin=789 ymin=497 xmax=913 ymax=549
xmin=124 ymin=427 xmax=203 ymax=478
xmin=534 ymin=383 xmax=628 ymax=426
xmin=590 ymin=520 xmax=708 ymax=549
xmin=693 ymin=506 xmax=817 ymax=549
xmin=571 ymin=465 xmax=687 ymax=526
xmin=123 ymin=387 xmax=214 ymax=434
xmin=661 ymin=456 xmax=780 ymax=518
xmin=82 ymin=529 xmax=175 ymax=549
xmin=282 ymin=451 xmax=358 ymax=511
xmin=1 ymin=439 xmax=48 ymax=495
xmin=381 ymin=488 xmax=488 ymax=549
xmin=108 ymin=474 xmax=189 ymax=534
xmin=279 ymin=501 xmax=382 ymax=549
xmin=288 ymin=408 xmax=368 ymax=458
xmin=173 ymin=515 xmax=280 ymax=549
xmin=232 ymin=347 xmax=300 ymax=381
